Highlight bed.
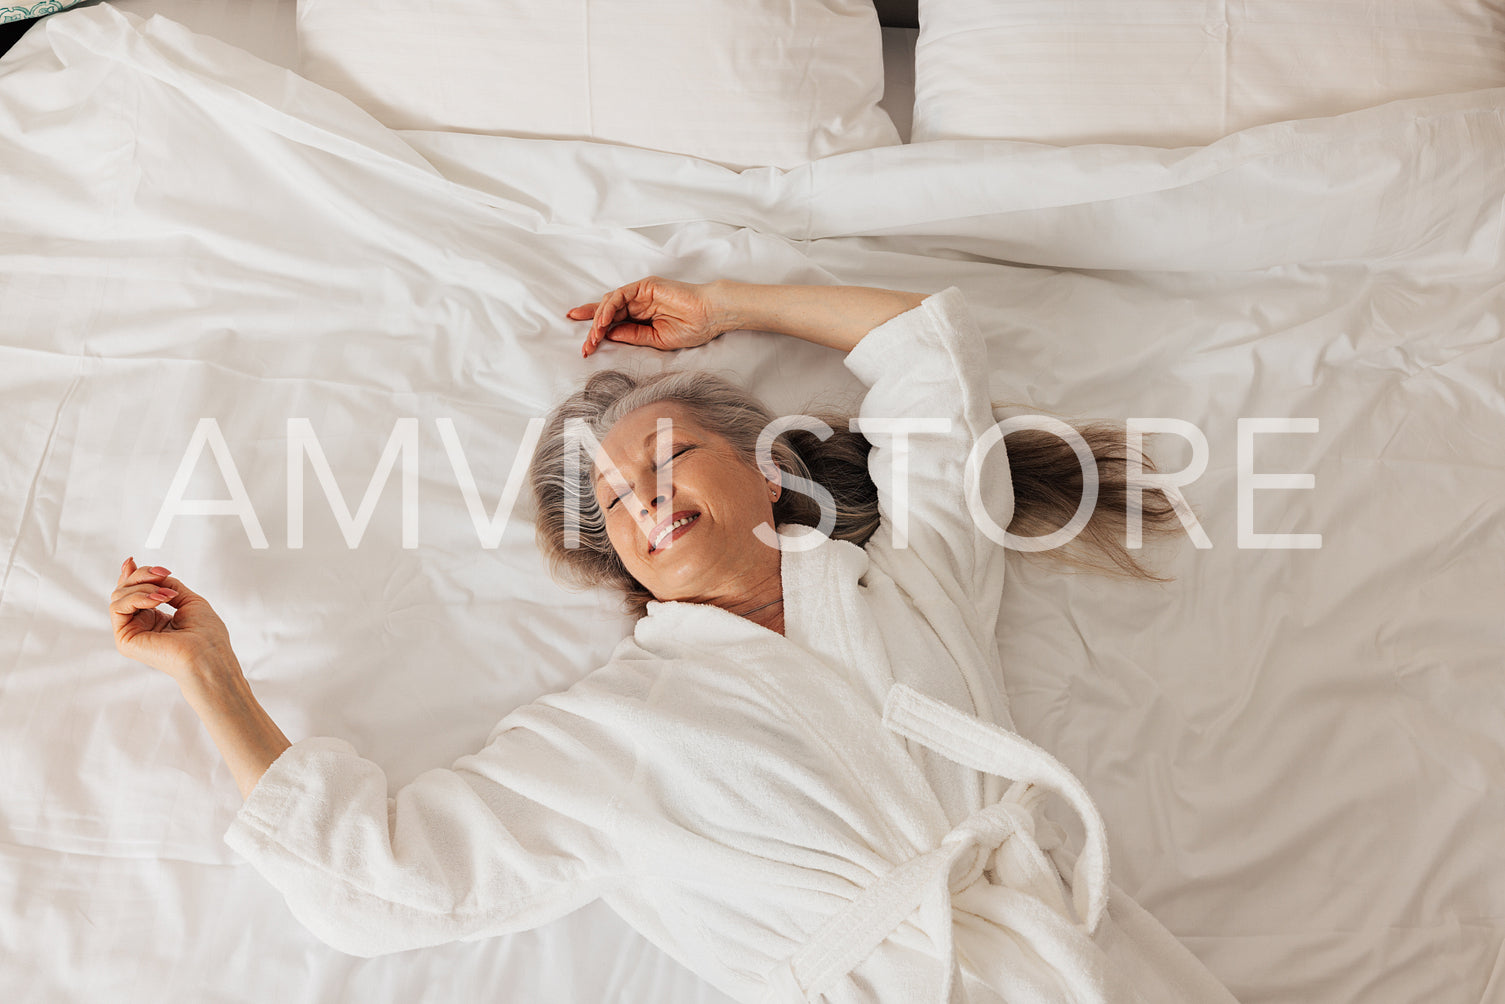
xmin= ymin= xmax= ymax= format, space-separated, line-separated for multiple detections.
xmin=2 ymin=1 xmax=1502 ymax=1001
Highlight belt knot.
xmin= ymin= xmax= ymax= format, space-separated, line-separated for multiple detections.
xmin=941 ymin=796 xmax=1037 ymax=894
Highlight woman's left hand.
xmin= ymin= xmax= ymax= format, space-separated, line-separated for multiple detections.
xmin=568 ymin=275 xmax=727 ymax=357
xmin=109 ymin=557 xmax=237 ymax=684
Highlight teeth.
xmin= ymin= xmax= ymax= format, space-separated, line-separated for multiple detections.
xmin=652 ymin=514 xmax=697 ymax=550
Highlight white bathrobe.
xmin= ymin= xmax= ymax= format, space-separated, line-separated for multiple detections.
xmin=225 ymin=287 xmax=1238 ymax=1004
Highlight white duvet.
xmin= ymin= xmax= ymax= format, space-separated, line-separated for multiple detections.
xmin=1 ymin=5 xmax=1502 ymax=1003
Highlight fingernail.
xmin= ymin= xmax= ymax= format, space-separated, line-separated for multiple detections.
xmin=157 ymin=588 xmax=177 ymax=597
xmin=150 ymin=566 xmax=171 ymax=575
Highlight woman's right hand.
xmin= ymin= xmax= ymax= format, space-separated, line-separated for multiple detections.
xmin=110 ymin=557 xmax=238 ymax=686
xmin=569 ymin=276 xmax=728 ymax=357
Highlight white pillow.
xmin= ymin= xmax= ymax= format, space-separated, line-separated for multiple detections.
xmin=296 ymin=0 xmax=902 ymax=171
xmin=912 ymin=0 xmax=1505 ymax=147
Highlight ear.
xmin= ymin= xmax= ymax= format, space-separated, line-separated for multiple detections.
xmin=759 ymin=461 xmax=782 ymax=496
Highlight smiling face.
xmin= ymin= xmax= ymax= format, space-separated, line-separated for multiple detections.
xmin=592 ymin=400 xmax=782 ymax=604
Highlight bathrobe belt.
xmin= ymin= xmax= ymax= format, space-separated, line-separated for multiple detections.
xmin=759 ymin=683 xmax=1111 ymax=1004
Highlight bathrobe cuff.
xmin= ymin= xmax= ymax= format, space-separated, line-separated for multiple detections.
xmin=226 ymin=736 xmax=360 ymax=862
xmin=842 ymin=286 xmax=984 ymax=391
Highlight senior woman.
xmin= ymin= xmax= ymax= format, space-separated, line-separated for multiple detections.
xmin=107 ymin=276 xmax=1233 ymax=1003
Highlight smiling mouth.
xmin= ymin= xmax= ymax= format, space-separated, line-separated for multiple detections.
xmin=650 ymin=512 xmax=700 ymax=553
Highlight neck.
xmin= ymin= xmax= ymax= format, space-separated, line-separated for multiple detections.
xmin=734 ymin=596 xmax=785 ymax=635
xmin=720 ymin=568 xmax=785 ymax=635
xmin=661 ymin=557 xmax=785 ymax=635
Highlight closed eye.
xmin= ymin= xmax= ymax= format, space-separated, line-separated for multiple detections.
xmin=607 ymin=446 xmax=692 ymax=510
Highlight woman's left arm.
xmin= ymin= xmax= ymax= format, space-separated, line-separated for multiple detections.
xmin=110 ymin=556 xmax=290 ymax=799
xmin=713 ymin=283 xmax=1016 ymax=649
xmin=708 ymin=280 xmax=929 ymax=352
xmin=835 ymin=287 xmax=1017 ymax=644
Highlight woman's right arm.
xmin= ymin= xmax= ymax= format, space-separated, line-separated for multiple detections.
xmin=110 ymin=557 xmax=291 ymax=800
xmin=111 ymin=559 xmax=627 ymax=957
xmin=224 ymin=707 xmax=630 ymax=957
xmin=708 ymin=279 xmax=929 ymax=353
xmin=178 ymin=655 xmax=291 ymax=801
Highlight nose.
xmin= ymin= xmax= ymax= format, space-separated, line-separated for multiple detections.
xmin=639 ymin=494 xmax=667 ymax=516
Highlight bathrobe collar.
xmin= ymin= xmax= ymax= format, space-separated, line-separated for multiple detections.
xmin=634 ymin=523 xmax=870 ymax=659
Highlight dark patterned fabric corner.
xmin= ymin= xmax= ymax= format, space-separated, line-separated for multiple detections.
xmin=0 ymin=16 xmax=33 ymax=61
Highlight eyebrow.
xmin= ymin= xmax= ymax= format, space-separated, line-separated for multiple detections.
xmin=592 ymin=429 xmax=693 ymax=490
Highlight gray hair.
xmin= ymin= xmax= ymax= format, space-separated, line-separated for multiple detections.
xmin=527 ymin=368 xmax=1189 ymax=619
xmin=526 ymin=368 xmax=880 ymax=617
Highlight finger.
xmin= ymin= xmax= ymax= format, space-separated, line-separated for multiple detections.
xmin=571 ymin=301 xmax=608 ymax=355
xmin=152 ymin=576 xmax=203 ymax=606
xmin=114 ymin=581 xmax=179 ymax=606
xmin=116 ymin=606 xmax=171 ymax=644
xmin=585 ymin=292 xmax=617 ymax=357
xmin=596 ymin=284 xmax=637 ymax=342
xmin=111 ymin=583 xmax=179 ymax=620
xmin=591 ymin=289 xmax=620 ymax=345
xmin=590 ymin=318 xmax=640 ymax=356
xmin=585 ymin=317 xmax=622 ymax=357
xmin=603 ymin=324 xmax=654 ymax=346
xmin=110 ymin=573 xmax=172 ymax=603
xmin=125 ymin=564 xmax=173 ymax=586
xmin=113 ymin=556 xmax=158 ymax=594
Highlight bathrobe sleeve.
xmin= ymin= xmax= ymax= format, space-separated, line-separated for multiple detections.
xmin=223 ymin=694 xmax=630 ymax=957
xmin=842 ymin=285 xmax=1015 ymax=639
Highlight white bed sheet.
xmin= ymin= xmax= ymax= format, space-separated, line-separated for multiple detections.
xmin=1 ymin=4 xmax=1502 ymax=1003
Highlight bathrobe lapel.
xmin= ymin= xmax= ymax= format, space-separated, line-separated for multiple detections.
xmin=635 ymin=523 xmax=890 ymax=710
